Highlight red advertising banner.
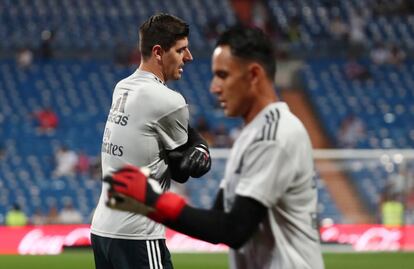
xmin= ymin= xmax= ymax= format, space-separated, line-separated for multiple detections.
xmin=165 ymin=229 xmax=228 ymax=252
xmin=320 ymin=224 xmax=414 ymax=251
xmin=0 ymin=225 xmax=91 ymax=255
xmin=0 ymin=225 xmax=227 ymax=255
xmin=1 ymin=224 xmax=414 ymax=255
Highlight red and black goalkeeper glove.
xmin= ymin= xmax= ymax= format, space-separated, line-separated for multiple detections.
xmin=104 ymin=165 xmax=187 ymax=223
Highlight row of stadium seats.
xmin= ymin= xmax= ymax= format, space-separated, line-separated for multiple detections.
xmin=3 ymin=0 xmax=414 ymax=54
xmin=266 ymin=0 xmax=414 ymax=51
xmin=302 ymin=59 xmax=414 ymax=149
xmin=0 ymin=0 xmax=236 ymax=52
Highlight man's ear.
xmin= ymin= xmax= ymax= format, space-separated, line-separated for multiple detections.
xmin=248 ymin=63 xmax=263 ymax=85
xmin=152 ymin=45 xmax=163 ymax=61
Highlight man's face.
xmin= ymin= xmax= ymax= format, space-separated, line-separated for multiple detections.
xmin=161 ymin=37 xmax=193 ymax=81
xmin=210 ymin=45 xmax=252 ymax=118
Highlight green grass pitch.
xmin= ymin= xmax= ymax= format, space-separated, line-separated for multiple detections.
xmin=0 ymin=250 xmax=414 ymax=269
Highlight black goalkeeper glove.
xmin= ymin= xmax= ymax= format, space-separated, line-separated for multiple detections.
xmin=180 ymin=144 xmax=211 ymax=178
xmin=168 ymin=126 xmax=211 ymax=182
xmin=186 ymin=143 xmax=211 ymax=177
xmin=168 ymin=143 xmax=211 ymax=179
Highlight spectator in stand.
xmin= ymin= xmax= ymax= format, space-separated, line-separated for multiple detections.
xmin=251 ymin=0 xmax=269 ymax=32
xmin=329 ymin=15 xmax=349 ymax=51
xmin=370 ymin=42 xmax=390 ymax=65
xmin=348 ymin=9 xmax=367 ymax=57
xmin=52 ymin=146 xmax=78 ymax=178
xmin=380 ymin=191 xmax=404 ymax=227
xmin=89 ymin=155 xmax=102 ymax=180
xmin=344 ymin=55 xmax=371 ymax=80
xmin=39 ymin=29 xmax=54 ymax=60
xmin=5 ymin=203 xmax=28 ymax=226
xmin=388 ymin=45 xmax=406 ymax=66
xmin=76 ymin=150 xmax=90 ymax=176
xmin=59 ymin=200 xmax=83 ymax=224
xmin=31 ymin=207 xmax=47 ymax=225
xmin=46 ymin=205 xmax=61 ymax=224
xmin=386 ymin=170 xmax=406 ymax=197
xmin=338 ymin=114 xmax=366 ymax=148
xmin=33 ymin=106 xmax=59 ymax=135
xmin=16 ymin=47 xmax=33 ymax=70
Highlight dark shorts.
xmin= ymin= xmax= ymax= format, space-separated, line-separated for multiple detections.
xmin=91 ymin=234 xmax=173 ymax=269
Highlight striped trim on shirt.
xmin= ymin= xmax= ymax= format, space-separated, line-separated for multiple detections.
xmin=235 ymin=108 xmax=281 ymax=174
xmin=256 ymin=108 xmax=280 ymax=142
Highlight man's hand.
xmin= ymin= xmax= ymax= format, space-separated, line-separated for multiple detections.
xmin=104 ymin=165 xmax=187 ymax=222
xmin=167 ymin=126 xmax=211 ymax=182
xmin=183 ymin=144 xmax=211 ymax=178
xmin=107 ymin=192 xmax=155 ymax=215
xmin=168 ymin=143 xmax=211 ymax=179
xmin=104 ymin=165 xmax=160 ymax=206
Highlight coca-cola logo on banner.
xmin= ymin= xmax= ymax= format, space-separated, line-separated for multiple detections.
xmin=18 ymin=227 xmax=91 ymax=255
xmin=320 ymin=224 xmax=405 ymax=251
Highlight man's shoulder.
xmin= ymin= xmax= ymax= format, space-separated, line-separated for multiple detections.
xmin=116 ymin=76 xmax=185 ymax=104
xmin=240 ymin=104 xmax=310 ymax=152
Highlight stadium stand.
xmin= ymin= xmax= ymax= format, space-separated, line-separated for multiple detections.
xmin=3 ymin=0 xmax=414 ymax=226
xmin=302 ymin=59 xmax=414 ymax=149
xmin=302 ymin=59 xmax=414 ymax=220
xmin=265 ymin=0 xmax=414 ymax=57
xmin=0 ymin=0 xmax=235 ymax=55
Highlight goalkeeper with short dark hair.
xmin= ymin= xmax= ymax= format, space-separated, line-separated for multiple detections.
xmin=91 ymin=13 xmax=211 ymax=269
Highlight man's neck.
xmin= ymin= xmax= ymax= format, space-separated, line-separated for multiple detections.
xmin=244 ymin=82 xmax=278 ymax=124
xmin=138 ymin=61 xmax=165 ymax=83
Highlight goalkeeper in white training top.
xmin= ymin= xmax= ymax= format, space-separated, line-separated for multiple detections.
xmin=91 ymin=13 xmax=211 ymax=269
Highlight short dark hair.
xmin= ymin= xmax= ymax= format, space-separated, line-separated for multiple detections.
xmin=216 ymin=25 xmax=276 ymax=81
xmin=139 ymin=13 xmax=189 ymax=60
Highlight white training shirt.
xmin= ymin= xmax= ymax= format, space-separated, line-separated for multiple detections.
xmin=91 ymin=70 xmax=189 ymax=240
xmin=221 ymin=102 xmax=324 ymax=269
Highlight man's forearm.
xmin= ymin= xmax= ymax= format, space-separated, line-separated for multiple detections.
xmin=165 ymin=196 xmax=267 ymax=249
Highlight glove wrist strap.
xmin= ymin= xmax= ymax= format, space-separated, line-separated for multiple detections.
xmin=148 ymin=192 xmax=186 ymax=223
xmin=195 ymin=144 xmax=209 ymax=155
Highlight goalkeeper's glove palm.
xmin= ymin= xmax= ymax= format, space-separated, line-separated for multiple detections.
xmin=104 ymin=165 xmax=186 ymax=222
